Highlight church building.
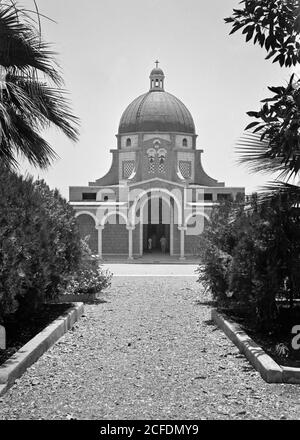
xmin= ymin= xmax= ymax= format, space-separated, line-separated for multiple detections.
xmin=69 ymin=64 xmax=244 ymax=260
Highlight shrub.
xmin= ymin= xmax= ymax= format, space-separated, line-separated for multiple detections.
xmin=61 ymin=266 xmax=112 ymax=296
xmin=60 ymin=236 xmax=112 ymax=296
xmin=197 ymin=193 xmax=300 ymax=332
xmin=197 ymin=241 xmax=232 ymax=300
xmin=0 ymin=166 xmax=82 ymax=324
xmin=196 ymin=197 xmax=241 ymax=301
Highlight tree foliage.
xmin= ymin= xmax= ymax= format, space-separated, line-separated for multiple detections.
xmin=238 ymin=74 xmax=300 ymax=178
xmin=225 ymin=0 xmax=300 ymax=67
xmin=0 ymin=165 xmax=82 ymax=324
xmin=0 ymin=3 xmax=79 ymax=169
xmin=198 ymin=1 xmax=300 ymax=333
xmin=226 ymin=1 xmax=300 ymax=185
xmin=198 ymin=196 xmax=300 ymax=331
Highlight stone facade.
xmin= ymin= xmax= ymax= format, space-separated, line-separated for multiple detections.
xmin=69 ymin=65 xmax=244 ymax=260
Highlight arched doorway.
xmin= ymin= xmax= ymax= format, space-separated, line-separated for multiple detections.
xmin=141 ymin=195 xmax=171 ymax=255
xmin=76 ymin=213 xmax=98 ymax=254
xmin=130 ymin=188 xmax=183 ymax=257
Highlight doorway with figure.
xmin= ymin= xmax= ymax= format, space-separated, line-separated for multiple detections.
xmin=144 ymin=224 xmax=170 ymax=254
xmin=140 ymin=193 xmax=175 ymax=257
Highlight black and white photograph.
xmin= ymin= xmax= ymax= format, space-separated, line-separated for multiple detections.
xmin=1 ymin=0 xmax=300 ymax=430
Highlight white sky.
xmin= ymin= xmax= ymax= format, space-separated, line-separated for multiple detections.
xmin=18 ymin=0 xmax=292 ymax=198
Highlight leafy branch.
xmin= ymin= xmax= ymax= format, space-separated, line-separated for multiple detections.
xmin=225 ymin=0 xmax=300 ymax=67
xmin=240 ymin=74 xmax=300 ymax=177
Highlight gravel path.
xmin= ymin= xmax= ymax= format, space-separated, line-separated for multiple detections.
xmin=1 ymin=276 xmax=300 ymax=420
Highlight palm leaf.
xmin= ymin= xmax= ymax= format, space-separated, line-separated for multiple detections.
xmin=0 ymin=5 xmax=62 ymax=84
xmin=259 ymin=182 xmax=300 ymax=207
xmin=5 ymin=73 xmax=79 ymax=141
xmin=0 ymin=3 xmax=79 ymax=169
xmin=236 ymin=132 xmax=293 ymax=180
xmin=0 ymin=106 xmax=57 ymax=169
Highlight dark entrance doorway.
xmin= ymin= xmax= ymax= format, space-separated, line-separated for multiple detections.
xmin=143 ymin=224 xmax=170 ymax=254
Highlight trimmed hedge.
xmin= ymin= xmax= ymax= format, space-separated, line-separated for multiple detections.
xmin=0 ymin=165 xmax=82 ymax=324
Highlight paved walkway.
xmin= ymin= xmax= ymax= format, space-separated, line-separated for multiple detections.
xmin=1 ymin=276 xmax=300 ymax=420
xmin=103 ymin=263 xmax=198 ymax=277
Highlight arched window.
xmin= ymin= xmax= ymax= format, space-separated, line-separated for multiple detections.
xmin=126 ymin=138 xmax=131 ymax=147
xmin=182 ymin=138 xmax=188 ymax=147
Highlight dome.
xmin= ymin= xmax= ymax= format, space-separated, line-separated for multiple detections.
xmin=118 ymin=91 xmax=195 ymax=134
xmin=150 ymin=67 xmax=164 ymax=76
xmin=118 ymin=65 xmax=195 ymax=134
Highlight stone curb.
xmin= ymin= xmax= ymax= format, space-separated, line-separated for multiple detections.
xmin=211 ymin=309 xmax=300 ymax=384
xmin=49 ymin=292 xmax=101 ymax=303
xmin=0 ymin=302 xmax=84 ymax=396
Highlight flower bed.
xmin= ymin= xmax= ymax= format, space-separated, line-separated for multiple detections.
xmin=218 ymin=303 xmax=300 ymax=369
xmin=0 ymin=303 xmax=70 ymax=366
xmin=0 ymin=303 xmax=84 ymax=397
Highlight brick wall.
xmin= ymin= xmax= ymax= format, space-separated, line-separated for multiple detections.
xmin=185 ymin=217 xmax=209 ymax=255
xmin=102 ymin=223 xmax=128 ymax=254
xmin=185 ymin=234 xmax=200 ymax=255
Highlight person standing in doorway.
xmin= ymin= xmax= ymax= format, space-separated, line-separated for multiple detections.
xmin=160 ymin=235 xmax=167 ymax=254
xmin=148 ymin=236 xmax=153 ymax=253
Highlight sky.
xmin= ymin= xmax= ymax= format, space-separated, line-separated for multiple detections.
xmin=18 ymin=0 xmax=293 ymax=198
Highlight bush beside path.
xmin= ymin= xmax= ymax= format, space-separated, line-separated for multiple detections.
xmin=1 ymin=276 xmax=300 ymax=420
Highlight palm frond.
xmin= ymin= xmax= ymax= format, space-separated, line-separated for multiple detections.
xmin=236 ymin=132 xmax=291 ymax=178
xmin=0 ymin=4 xmax=62 ymax=84
xmin=0 ymin=0 xmax=79 ymax=168
xmin=5 ymin=73 xmax=79 ymax=141
xmin=0 ymin=107 xmax=57 ymax=169
xmin=257 ymin=182 xmax=300 ymax=209
xmin=0 ymin=2 xmax=79 ymax=169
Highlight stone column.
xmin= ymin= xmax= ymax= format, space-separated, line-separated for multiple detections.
xmin=170 ymin=204 xmax=174 ymax=256
xmin=127 ymin=226 xmax=134 ymax=260
xmin=179 ymin=227 xmax=186 ymax=260
xmin=96 ymin=225 xmax=104 ymax=260
xmin=140 ymin=221 xmax=143 ymax=256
